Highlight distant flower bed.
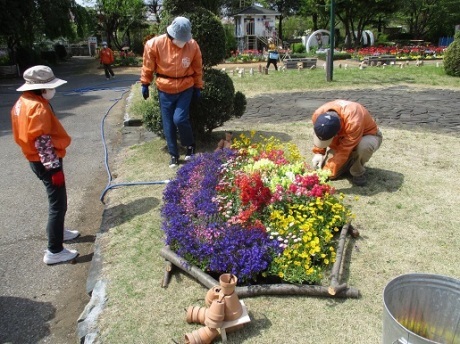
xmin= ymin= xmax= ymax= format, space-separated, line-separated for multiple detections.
xmin=162 ymin=132 xmax=353 ymax=285
xmin=344 ymin=45 xmax=446 ymax=60
xmin=113 ymin=50 xmax=140 ymax=66
xmin=226 ymin=49 xmax=266 ymax=63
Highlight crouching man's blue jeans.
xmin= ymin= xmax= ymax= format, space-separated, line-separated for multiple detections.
xmin=158 ymin=87 xmax=195 ymax=158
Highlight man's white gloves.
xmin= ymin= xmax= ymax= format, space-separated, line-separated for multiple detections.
xmin=311 ymin=154 xmax=325 ymax=169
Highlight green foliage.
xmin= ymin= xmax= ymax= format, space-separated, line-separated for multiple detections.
xmin=292 ymin=43 xmax=306 ymax=54
xmin=40 ymin=51 xmax=58 ymax=65
xmin=162 ymin=0 xmax=200 ymax=15
xmin=54 ymin=44 xmax=68 ymax=61
xmin=375 ymin=33 xmax=390 ymax=45
xmin=443 ymin=32 xmax=460 ymax=77
xmin=163 ymin=0 xmax=223 ymax=15
xmin=140 ymin=88 xmax=164 ymax=138
xmin=316 ymin=52 xmax=352 ymax=61
xmin=115 ymin=55 xmax=140 ymax=66
xmin=184 ymin=8 xmax=227 ymax=67
xmin=16 ymin=46 xmax=41 ymax=70
xmin=95 ymin=0 xmax=145 ymax=50
xmin=233 ymin=91 xmax=247 ymax=118
xmin=141 ymin=70 xmax=246 ymax=137
xmin=189 ymin=68 xmax=246 ymax=136
xmin=223 ymin=24 xmax=237 ymax=58
xmin=282 ymin=15 xmax=312 ymax=39
xmin=153 ymin=0 xmax=246 ymax=136
xmin=160 ymin=5 xmax=226 ymax=67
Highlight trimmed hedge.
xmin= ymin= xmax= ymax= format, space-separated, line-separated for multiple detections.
xmin=444 ymin=32 xmax=460 ymax=77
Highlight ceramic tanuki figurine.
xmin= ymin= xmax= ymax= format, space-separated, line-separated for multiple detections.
xmin=215 ymin=131 xmax=233 ymax=151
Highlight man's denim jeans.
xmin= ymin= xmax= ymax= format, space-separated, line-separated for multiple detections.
xmin=158 ymin=87 xmax=194 ymax=158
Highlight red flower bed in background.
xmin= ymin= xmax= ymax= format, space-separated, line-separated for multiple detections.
xmin=344 ymin=45 xmax=445 ymax=60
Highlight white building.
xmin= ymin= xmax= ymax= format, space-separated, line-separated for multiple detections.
xmin=232 ymin=5 xmax=280 ymax=52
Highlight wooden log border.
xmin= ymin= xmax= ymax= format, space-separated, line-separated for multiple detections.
xmin=160 ymin=223 xmax=360 ymax=299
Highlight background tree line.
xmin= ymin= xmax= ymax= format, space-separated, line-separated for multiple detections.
xmin=1 ymin=0 xmax=459 ymax=68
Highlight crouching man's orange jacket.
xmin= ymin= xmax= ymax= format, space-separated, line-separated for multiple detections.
xmin=312 ymin=99 xmax=378 ymax=178
xmin=140 ymin=34 xmax=203 ymax=94
xmin=11 ymin=91 xmax=71 ymax=162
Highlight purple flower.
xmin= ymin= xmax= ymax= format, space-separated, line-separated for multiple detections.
xmin=162 ymin=150 xmax=279 ymax=283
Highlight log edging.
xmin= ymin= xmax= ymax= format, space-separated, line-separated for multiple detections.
xmin=160 ymin=222 xmax=360 ymax=299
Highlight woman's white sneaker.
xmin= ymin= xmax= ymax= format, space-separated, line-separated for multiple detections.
xmin=64 ymin=229 xmax=80 ymax=241
xmin=43 ymin=248 xmax=79 ymax=265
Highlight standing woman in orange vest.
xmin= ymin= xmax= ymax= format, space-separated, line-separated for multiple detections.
xmin=99 ymin=41 xmax=115 ymax=80
xmin=11 ymin=65 xmax=80 ymax=265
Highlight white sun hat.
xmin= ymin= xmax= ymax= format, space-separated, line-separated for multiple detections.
xmin=17 ymin=65 xmax=67 ymax=92
xmin=167 ymin=16 xmax=192 ymax=42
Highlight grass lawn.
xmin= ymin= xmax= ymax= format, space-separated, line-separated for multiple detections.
xmin=94 ymin=61 xmax=460 ymax=343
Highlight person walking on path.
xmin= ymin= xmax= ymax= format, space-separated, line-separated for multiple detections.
xmin=266 ymin=38 xmax=279 ymax=71
xmin=140 ymin=16 xmax=203 ymax=168
xmin=11 ymin=65 xmax=80 ymax=265
xmin=311 ymin=99 xmax=383 ymax=186
xmin=99 ymin=41 xmax=115 ymax=80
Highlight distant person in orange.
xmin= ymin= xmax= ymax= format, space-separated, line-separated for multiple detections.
xmin=99 ymin=41 xmax=115 ymax=80
xmin=11 ymin=65 xmax=80 ymax=265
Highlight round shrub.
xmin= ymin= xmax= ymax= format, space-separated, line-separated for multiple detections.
xmin=157 ymin=8 xmax=226 ymax=67
xmin=444 ymin=32 xmax=460 ymax=77
xmin=233 ymin=91 xmax=246 ymax=119
xmin=185 ymin=8 xmax=226 ymax=67
xmin=141 ymin=88 xmax=164 ymax=138
xmin=292 ymin=43 xmax=306 ymax=54
xmin=190 ymin=68 xmax=246 ymax=136
xmin=142 ymin=70 xmax=246 ymax=138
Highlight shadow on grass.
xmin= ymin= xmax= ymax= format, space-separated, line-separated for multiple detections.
xmin=100 ymin=196 xmax=160 ymax=232
xmin=337 ymin=167 xmax=404 ymax=196
xmin=230 ymin=312 xmax=273 ymax=341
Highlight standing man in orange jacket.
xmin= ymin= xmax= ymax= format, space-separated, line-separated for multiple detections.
xmin=140 ymin=16 xmax=203 ymax=168
xmin=11 ymin=65 xmax=80 ymax=264
xmin=311 ymin=100 xmax=383 ymax=186
xmin=99 ymin=41 xmax=115 ymax=80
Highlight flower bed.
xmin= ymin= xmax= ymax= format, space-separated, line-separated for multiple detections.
xmin=343 ymin=45 xmax=445 ymax=61
xmin=162 ymin=132 xmax=353 ymax=286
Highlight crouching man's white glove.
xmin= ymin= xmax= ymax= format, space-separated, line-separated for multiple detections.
xmin=311 ymin=154 xmax=325 ymax=169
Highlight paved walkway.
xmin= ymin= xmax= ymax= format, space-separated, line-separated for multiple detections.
xmin=241 ymin=87 xmax=460 ymax=136
xmin=3 ymin=58 xmax=459 ymax=136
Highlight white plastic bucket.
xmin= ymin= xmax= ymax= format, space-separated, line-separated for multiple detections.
xmin=383 ymin=273 xmax=460 ymax=344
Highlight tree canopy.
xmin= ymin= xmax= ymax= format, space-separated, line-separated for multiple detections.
xmin=0 ymin=0 xmax=76 ymax=49
xmin=1 ymin=0 xmax=460 ymax=63
xmin=94 ymin=0 xmax=145 ymax=49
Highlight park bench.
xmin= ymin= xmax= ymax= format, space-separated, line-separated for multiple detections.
xmin=0 ymin=64 xmax=19 ymax=78
xmin=283 ymin=58 xmax=317 ymax=69
xmin=363 ymin=55 xmax=397 ymax=66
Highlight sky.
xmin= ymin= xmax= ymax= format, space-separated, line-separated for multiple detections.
xmin=76 ymin=0 xmax=95 ymax=6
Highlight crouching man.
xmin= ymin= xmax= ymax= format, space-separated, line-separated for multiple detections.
xmin=311 ymin=99 xmax=383 ymax=186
